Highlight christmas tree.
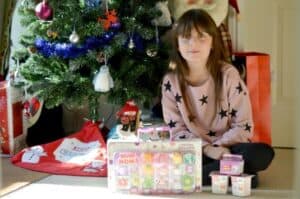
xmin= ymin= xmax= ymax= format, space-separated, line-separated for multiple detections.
xmin=13 ymin=0 xmax=171 ymax=120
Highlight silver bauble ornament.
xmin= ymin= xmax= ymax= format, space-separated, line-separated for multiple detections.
xmin=69 ymin=30 xmax=80 ymax=43
xmin=146 ymin=48 xmax=158 ymax=57
xmin=128 ymin=38 xmax=135 ymax=49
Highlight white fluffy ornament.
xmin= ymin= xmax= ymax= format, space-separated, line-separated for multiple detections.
xmin=93 ymin=65 xmax=114 ymax=92
xmin=151 ymin=1 xmax=172 ymax=27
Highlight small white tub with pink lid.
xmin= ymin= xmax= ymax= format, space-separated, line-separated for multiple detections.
xmin=231 ymin=174 xmax=254 ymax=197
xmin=209 ymin=171 xmax=229 ymax=194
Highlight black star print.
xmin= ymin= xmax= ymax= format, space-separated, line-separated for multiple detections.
xmin=236 ymin=82 xmax=243 ymax=94
xmin=230 ymin=109 xmax=237 ymax=117
xmin=175 ymin=93 xmax=182 ymax=103
xmin=164 ymin=80 xmax=171 ymax=92
xmin=168 ymin=120 xmax=177 ymax=128
xmin=219 ymin=108 xmax=227 ymax=119
xmin=199 ymin=95 xmax=208 ymax=105
xmin=207 ymin=131 xmax=216 ymax=137
xmin=244 ymin=123 xmax=252 ymax=132
xmin=179 ymin=135 xmax=186 ymax=139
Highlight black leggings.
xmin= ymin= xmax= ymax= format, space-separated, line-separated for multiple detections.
xmin=202 ymin=142 xmax=275 ymax=185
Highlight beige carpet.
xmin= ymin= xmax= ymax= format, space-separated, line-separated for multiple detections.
xmin=0 ymin=157 xmax=49 ymax=196
xmin=0 ymin=148 xmax=296 ymax=198
xmin=0 ymin=175 xmax=294 ymax=199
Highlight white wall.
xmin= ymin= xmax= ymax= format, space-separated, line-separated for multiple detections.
xmin=228 ymin=0 xmax=299 ymax=148
xmin=293 ymin=1 xmax=300 ymax=196
xmin=10 ymin=0 xmax=26 ymax=63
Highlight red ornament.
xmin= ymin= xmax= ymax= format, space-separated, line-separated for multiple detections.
xmin=23 ymin=97 xmax=41 ymax=118
xmin=98 ymin=10 xmax=119 ymax=31
xmin=35 ymin=0 xmax=53 ymax=20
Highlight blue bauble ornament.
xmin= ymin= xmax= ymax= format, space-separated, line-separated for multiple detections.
xmin=111 ymin=22 xmax=121 ymax=30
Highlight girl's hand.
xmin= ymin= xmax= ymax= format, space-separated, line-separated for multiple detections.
xmin=203 ymin=144 xmax=231 ymax=160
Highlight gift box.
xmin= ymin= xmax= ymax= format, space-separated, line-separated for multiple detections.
xmin=0 ymin=81 xmax=26 ymax=155
xmin=107 ymin=139 xmax=202 ymax=194
xmin=220 ymin=154 xmax=244 ymax=176
xmin=137 ymin=124 xmax=170 ymax=141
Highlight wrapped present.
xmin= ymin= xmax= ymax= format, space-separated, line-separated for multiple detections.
xmin=220 ymin=154 xmax=244 ymax=176
xmin=107 ymin=139 xmax=202 ymax=194
xmin=0 ymin=81 xmax=26 ymax=155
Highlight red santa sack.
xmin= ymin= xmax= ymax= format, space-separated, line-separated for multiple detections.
xmin=11 ymin=121 xmax=107 ymax=177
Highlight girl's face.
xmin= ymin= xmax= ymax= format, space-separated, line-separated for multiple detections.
xmin=177 ymin=28 xmax=212 ymax=64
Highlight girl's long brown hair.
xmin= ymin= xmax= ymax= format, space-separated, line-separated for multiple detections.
xmin=170 ymin=9 xmax=227 ymax=121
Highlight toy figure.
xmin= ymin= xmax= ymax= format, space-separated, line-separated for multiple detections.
xmin=109 ymin=100 xmax=140 ymax=140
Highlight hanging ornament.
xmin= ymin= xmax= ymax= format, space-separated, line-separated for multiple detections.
xmin=69 ymin=30 xmax=80 ymax=43
xmin=11 ymin=59 xmax=23 ymax=85
xmin=22 ymin=86 xmax=44 ymax=128
xmin=128 ymin=37 xmax=135 ymax=49
xmin=93 ymin=65 xmax=114 ymax=92
xmin=47 ymin=30 xmax=58 ymax=39
xmin=27 ymin=46 xmax=37 ymax=54
xmin=146 ymin=48 xmax=158 ymax=57
xmin=93 ymin=54 xmax=114 ymax=92
xmin=96 ymin=51 xmax=105 ymax=63
xmin=35 ymin=0 xmax=53 ymax=20
xmin=98 ymin=10 xmax=119 ymax=31
xmin=23 ymin=97 xmax=41 ymax=119
xmin=146 ymin=25 xmax=159 ymax=57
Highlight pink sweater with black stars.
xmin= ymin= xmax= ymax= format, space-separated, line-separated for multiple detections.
xmin=161 ymin=64 xmax=253 ymax=147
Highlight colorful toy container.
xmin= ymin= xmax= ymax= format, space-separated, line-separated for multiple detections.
xmin=220 ymin=154 xmax=244 ymax=175
xmin=107 ymin=139 xmax=202 ymax=194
